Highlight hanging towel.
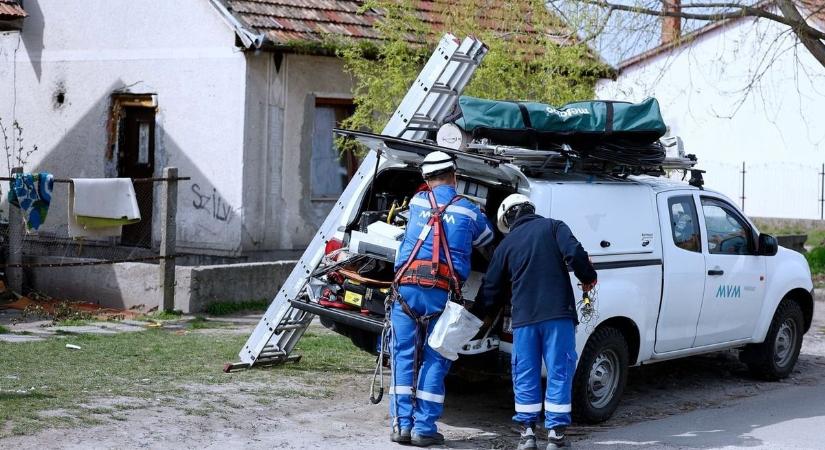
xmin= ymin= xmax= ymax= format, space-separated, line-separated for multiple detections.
xmin=68 ymin=178 xmax=141 ymax=238
xmin=8 ymin=172 xmax=54 ymax=231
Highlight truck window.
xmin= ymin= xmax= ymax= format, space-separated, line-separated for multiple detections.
xmin=668 ymin=196 xmax=701 ymax=252
xmin=701 ymin=198 xmax=753 ymax=255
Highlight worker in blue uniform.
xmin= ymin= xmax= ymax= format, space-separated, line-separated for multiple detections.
xmin=390 ymin=151 xmax=494 ymax=447
xmin=476 ymin=194 xmax=596 ymax=449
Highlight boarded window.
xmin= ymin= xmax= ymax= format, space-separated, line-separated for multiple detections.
xmin=311 ymin=99 xmax=356 ymax=200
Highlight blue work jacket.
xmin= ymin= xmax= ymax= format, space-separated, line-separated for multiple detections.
xmin=479 ymin=214 xmax=597 ymax=328
xmin=395 ymin=185 xmax=494 ymax=282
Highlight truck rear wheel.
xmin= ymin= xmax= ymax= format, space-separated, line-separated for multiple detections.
xmin=572 ymin=326 xmax=629 ymax=424
xmin=740 ymin=298 xmax=804 ymax=381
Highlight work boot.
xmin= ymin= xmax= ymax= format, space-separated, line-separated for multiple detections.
xmin=391 ymin=426 xmax=412 ymax=444
xmin=410 ymin=431 xmax=445 ymax=447
xmin=546 ymin=427 xmax=568 ymax=449
xmin=517 ymin=423 xmax=538 ymax=450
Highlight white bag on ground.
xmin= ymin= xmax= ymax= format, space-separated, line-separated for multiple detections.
xmin=428 ymin=300 xmax=483 ymax=361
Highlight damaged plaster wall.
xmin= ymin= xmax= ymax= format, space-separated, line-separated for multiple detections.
xmin=271 ymin=53 xmax=355 ymax=250
xmin=0 ymin=0 xmax=248 ymax=255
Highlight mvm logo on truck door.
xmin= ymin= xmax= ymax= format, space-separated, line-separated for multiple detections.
xmin=716 ymin=285 xmax=741 ymax=299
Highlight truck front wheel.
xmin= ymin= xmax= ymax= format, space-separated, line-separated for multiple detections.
xmin=572 ymin=327 xmax=629 ymax=424
xmin=740 ymin=298 xmax=804 ymax=380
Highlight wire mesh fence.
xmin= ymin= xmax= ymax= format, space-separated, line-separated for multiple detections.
xmin=0 ymin=168 xmax=187 ymax=307
xmin=698 ymin=160 xmax=825 ymax=221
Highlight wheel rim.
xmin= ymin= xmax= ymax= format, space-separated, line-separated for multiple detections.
xmin=774 ymin=318 xmax=798 ymax=368
xmin=588 ymin=349 xmax=620 ymax=409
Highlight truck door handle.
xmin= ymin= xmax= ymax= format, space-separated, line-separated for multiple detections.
xmin=708 ymin=269 xmax=725 ymax=276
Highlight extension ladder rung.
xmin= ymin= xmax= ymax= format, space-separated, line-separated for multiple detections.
xmin=274 ymin=323 xmax=306 ymax=333
xmin=430 ymin=83 xmax=458 ymax=96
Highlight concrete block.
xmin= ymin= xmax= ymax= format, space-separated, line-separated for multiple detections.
xmin=25 ymin=257 xmax=296 ymax=314
xmin=26 ymin=257 xmax=161 ymax=310
xmin=186 ymin=260 xmax=296 ymax=312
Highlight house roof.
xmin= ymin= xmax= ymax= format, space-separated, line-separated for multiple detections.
xmin=0 ymin=0 xmax=26 ymax=20
xmin=223 ymin=0 xmax=576 ymax=50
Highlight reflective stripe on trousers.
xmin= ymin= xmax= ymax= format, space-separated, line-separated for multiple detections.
xmin=390 ymin=285 xmax=452 ymax=436
xmin=511 ymin=318 xmax=576 ymax=429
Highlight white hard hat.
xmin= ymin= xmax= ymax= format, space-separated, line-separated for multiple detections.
xmin=421 ymin=151 xmax=456 ymax=178
xmin=497 ymin=193 xmax=534 ymax=234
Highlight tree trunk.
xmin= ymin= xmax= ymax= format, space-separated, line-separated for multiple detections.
xmin=771 ymin=0 xmax=825 ymax=67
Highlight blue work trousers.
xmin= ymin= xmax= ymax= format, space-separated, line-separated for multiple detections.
xmin=511 ymin=318 xmax=577 ymax=430
xmin=389 ymin=285 xmax=451 ymax=436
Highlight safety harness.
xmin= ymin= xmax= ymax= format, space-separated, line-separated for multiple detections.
xmin=391 ymin=190 xmax=463 ymax=405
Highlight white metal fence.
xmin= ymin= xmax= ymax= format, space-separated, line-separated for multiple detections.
xmin=698 ymin=161 xmax=824 ymax=220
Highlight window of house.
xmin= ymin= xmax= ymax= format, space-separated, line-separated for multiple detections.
xmin=311 ymin=99 xmax=356 ymax=200
xmin=701 ymin=198 xmax=754 ymax=255
xmin=668 ymin=196 xmax=701 ymax=252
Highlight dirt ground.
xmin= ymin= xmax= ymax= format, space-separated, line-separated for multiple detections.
xmin=3 ymin=297 xmax=825 ymax=450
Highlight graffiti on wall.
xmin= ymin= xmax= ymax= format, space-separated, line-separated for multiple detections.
xmin=191 ymin=183 xmax=234 ymax=223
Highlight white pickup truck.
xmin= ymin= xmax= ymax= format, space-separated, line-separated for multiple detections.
xmin=287 ymin=131 xmax=814 ymax=424
xmin=239 ymin=35 xmax=814 ymax=424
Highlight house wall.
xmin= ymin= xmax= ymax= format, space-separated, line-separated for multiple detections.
xmin=0 ymin=0 xmax=248 ymax=254
xmin=241 ymin=52 xmax=354 ymax=251
xmin=596 ymin=18 xmax=825 ymax=220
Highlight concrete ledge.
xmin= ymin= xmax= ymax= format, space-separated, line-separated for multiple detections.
xmin=752 ymin=217 xmax=824 ymax=231
xmin=776 ymin=235 xmax=808 ymax=254
xmin=181 ymin=261 xmax=296 ymax=312
xmin=25 ymin=257 xmax=296 ymax=313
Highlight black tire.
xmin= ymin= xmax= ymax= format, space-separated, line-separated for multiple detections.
xmin=572 ymin=327 xmax=629 ymax=424
xmin=740 ymin=298 xmax=804 ymax=381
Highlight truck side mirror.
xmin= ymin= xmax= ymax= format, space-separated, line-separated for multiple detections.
xmin=758 ymin=234 xmax=778 ymax=256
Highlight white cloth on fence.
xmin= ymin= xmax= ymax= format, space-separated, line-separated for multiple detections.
xmin=68 ymin=178 xmax=141 ymax=238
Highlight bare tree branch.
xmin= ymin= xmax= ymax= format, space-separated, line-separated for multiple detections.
xmin=574 ymin=0 xmax=825 ymax=41
xmin=776 ymin=0 xmax=825 ymax=66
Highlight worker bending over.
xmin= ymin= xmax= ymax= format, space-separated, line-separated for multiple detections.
xmin=390 ymin=151 xmax=494 ymax=446
xmin=477 ymin=194 xmax=596 ymax=449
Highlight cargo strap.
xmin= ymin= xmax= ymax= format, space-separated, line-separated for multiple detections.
xmin=390 ymin=190 xmax=463 ymax=405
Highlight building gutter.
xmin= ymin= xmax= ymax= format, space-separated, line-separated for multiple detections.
xmin=208 ymin=0 xmax=265 ymax=50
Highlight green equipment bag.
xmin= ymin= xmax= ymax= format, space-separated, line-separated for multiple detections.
xmin=452 ymin=96 xmax=667 ymax=148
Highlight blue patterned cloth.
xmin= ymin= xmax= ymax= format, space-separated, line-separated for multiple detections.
xmin=8 ymin=172 xmax=54 ymax=231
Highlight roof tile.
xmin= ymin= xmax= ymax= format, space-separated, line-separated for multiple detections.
xmin=226 ymin=0 xmax=562 ymax=49
xmin=0 ymin=0 xmax=26 ymax=19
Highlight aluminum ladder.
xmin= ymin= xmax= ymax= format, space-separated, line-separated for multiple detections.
xmin=228 ymin=34 xmax=488 ymax=371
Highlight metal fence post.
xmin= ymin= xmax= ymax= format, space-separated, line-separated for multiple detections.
xmin=740 ymin=161 xmax=746 ymax=212
xmin=7 ymin=166 xmax=23 ymax=293
xmin=819 ymin=164 xmax=825 ymax=220
xmin=159 ymin=167 xmax=178 ymax=312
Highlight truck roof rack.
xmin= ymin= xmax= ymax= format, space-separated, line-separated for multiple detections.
xmin=336 ymin=128 xmax=699 ymax=178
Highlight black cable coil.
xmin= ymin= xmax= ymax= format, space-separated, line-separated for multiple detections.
xmin=580 ymin=140 xmax=666 ymax=167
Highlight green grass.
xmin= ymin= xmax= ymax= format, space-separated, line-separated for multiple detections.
xmin=806 ymin=247 xmax=825 ymax=275
xmin=753 ymin=221 xmax=825 ymax=247
xmin=53 ymin=319 xmax=92 ymax=327
xmin=0 ymin=325 xmax=9 ymax=334
xmin=186 ymin=316 xmax=228 ymax=330
xmin=0 ymin=327 xmax=371 ymax=437
xmin=147 ymin=310 xmax=184 ymax=320
xmin=204 ymin=300 xmax=270 ymax=316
